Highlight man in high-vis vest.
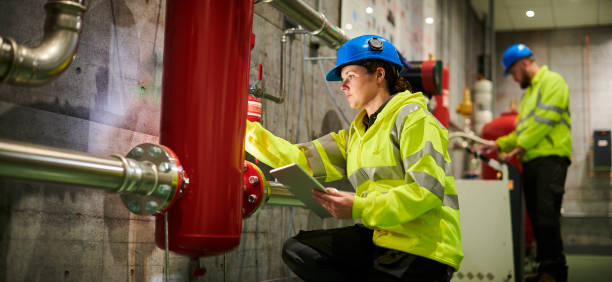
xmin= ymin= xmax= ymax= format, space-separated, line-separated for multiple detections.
xmin=245 ymin=35 xmax=462 ymax=281
xmin=482 ymin=43 xmax=571 ymax=282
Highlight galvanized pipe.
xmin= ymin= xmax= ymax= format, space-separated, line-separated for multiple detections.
xmin=0 ymin=0 xmax=86 ymax=85
xmin=0 ymin=139 xmax=125 ymax=189
xmin=260 ymin=0 xmax=348 ymax=49
xmin=0 ymin=139 xmax=183 ymax=215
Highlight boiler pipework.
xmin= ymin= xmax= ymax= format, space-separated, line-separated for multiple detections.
xmin=0 ymin=0 xmax=87 ymax=85
xmin=0 ymin=139 xmax=185 ymax=215
xmin=258 ymin=0 xmax=348 ymax=49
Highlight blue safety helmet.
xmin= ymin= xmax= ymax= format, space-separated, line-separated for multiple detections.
xmin=326 ymin=35 xmax=403 ymax=81
xmin=502 ymin=43 xmax=533 ymax=75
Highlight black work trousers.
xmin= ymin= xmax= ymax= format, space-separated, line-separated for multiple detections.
xmin=522 ymin=156 xmax=570 ymax=281
xmin=282 ymin=224 xmax=453 ymax=282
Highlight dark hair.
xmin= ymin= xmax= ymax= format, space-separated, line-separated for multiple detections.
xmin=352 ymin=59 xmax=412 ymax=94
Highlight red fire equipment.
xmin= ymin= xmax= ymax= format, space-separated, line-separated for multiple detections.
xmin=156 ymin=0 xmax=255 ymax=257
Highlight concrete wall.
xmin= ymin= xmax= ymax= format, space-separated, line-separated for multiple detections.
xmin=495 ymin=26 xmax=612 ymax=254
xmin=0 ymin=0 xmax=482 ymax=281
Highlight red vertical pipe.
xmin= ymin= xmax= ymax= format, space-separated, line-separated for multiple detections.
xmin=155 ymin=0 xmax=254 ymax=257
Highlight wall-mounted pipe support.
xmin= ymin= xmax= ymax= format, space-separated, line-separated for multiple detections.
xmin=250 ymin=28 xmax=310 ymax=103
xmin=0 ymin=140 xmax=184 ymax=215
xmin=259 ymin=0 xmax=348 ymax=49
xmin=0 ymin=0 xmax=86 ymax=85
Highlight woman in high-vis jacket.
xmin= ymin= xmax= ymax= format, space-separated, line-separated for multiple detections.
xmin=245 ymin=35 xmax=463 ymax=281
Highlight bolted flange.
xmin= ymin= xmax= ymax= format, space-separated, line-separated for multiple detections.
xmin=242 ymin=161 xmax=269 ymax=218
xmin=117 ymin=143 xmax=185 ymax=216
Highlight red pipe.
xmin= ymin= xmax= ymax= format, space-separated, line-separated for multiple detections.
xmin=155 ymin=0 xmax=254 ymax=257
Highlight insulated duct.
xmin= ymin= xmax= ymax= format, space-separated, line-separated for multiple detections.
xmin=259 ymin=0 xmax=348 ymax=49
xmin=0 ymin=0 xmax=86 ymax=85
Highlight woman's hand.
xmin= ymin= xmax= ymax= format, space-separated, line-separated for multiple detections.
xmin=312 ymin=188 xmax=355 ymax=219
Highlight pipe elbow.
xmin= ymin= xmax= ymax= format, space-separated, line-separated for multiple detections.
xmin=0 ymin=0 xmax=86 ymax=86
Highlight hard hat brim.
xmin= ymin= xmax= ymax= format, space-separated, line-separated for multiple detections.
xmin=326 ymin=65 xmax=342 ymax=81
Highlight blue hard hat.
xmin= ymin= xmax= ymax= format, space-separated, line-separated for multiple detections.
xmin=326 ymin=35 xmax=403 ymax=81
xmin=502 ymin=43 xmax=533 ymax=75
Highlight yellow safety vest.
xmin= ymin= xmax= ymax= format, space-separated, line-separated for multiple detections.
xmin=245 ymin=90 xmax=463 ymax=270
xmin=496 ymin=66 xmax=572 ymax=162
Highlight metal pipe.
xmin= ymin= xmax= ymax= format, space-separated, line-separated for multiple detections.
xmin=260 ymin=0 xmax=348 ymax=49
xmin=0 ymin=0 xmax=86 ymax=85
xmin=0 ymin=139 xmax=184 ymax=215
xmin=449 ymin=131 xmax=495 ymax=146
xmin=488 ymin=0 xmax=495 ymax=110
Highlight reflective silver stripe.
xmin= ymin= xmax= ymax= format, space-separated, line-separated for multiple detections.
xmin=318 ymin=134 xmax=346 ymax=176
xmin=300 ymin=141 xmax=326 ymax=178
xmin=537 ymin=100 xmax=566 ymax=114
xmin=348 ymin=165 xmax=404 ymax=188
xmin=403 ymin=141 xmax=449 ymax=174
xmin=517 ymin=111 xmax=534 ymax=126
xmin=560 ymin=118 xmax=571 ymax=129
xmin=536 ymin=84 xmax=568 ymax=114
xmin=407 ymin=171 xmax=444 ymax=200
xmin=390 ymin=103 xmax=421 ymax=145
xmin=517 ymin=127 xmax=527 ymax=136
xmin=534 ymin=115 xmax=556 ymax=126
xmin=443 ymin=194 xmax=459 ymax=209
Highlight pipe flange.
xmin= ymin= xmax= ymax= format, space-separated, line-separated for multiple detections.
xmin=44 ymin=0 xmax=87 ymax=15
xmin=242 ymin=161 xmax=269 ymax=218
xmin=118 ymin=143 xmax=184 ymax=216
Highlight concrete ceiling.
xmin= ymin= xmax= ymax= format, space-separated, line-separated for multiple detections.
xmin=470 ymin=0 xmax=612 ymax=31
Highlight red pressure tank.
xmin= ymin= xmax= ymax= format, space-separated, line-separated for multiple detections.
xmin=156 ymin=0 xmax=254 ymax=257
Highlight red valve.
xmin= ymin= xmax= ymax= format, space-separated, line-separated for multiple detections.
xmin=192 ymin=266 xmax=206 ymax=277
xmin=247 ymin=95 xmax=262 ymax=122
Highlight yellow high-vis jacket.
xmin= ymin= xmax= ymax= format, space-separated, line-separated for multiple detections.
xmin=496 ymin=66 xmax=572 ymax=162
xmin=245 ymin=91 xmax=463 ymax=270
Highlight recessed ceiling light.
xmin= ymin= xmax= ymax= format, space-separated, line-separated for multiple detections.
xmin=425 ymin=17 xmax=434 ymax=24
xmin=365 ymin=7 xmax=374 ymax=14
xmin=526 ymin=10 xmax=535 ymax=17
xmin=345 ymin=23 xmax=353 ymax=30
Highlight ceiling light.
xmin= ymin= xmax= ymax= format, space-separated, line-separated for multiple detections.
xmin=345 ymin=23 xmax=353 ymax=30
xmin=425 ymin=17 xmax=434 ymax=24
xmin=526 ymin=10 xmax=535 ymax=17
xmin=365 ymin=7 xmax=373 ymax=14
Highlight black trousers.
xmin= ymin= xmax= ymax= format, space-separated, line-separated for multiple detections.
xmin=522 ymin=156 xmax=570 ymax=281
xmin=282 ymin=224 xmax=453 ymax=282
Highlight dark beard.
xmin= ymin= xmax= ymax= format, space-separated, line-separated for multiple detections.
xmin=520 ymin=71 xmax=531 ymax=89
